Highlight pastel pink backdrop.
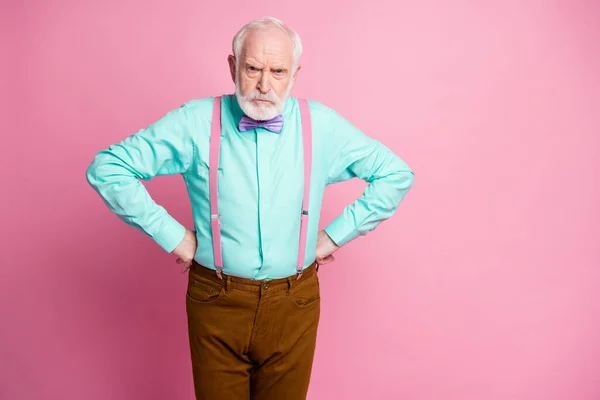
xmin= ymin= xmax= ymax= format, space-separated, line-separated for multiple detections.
xmin=2 ymin=1 xmax=599 ymax=399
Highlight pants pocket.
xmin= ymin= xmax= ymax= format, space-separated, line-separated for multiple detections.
xmin=290 ymin=273 xmax=320 ymax=309
xmin=186 ymin=275 xmax=226 ymax=304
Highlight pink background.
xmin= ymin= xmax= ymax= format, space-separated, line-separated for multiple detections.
xmin=2 ymin=1 xmax=599 ymax=399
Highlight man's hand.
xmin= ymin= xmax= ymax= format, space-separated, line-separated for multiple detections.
xmin=315 ymin=230 xmax=339 ymax=265
xmin=172 ymin=229 xmax=197 ymax=270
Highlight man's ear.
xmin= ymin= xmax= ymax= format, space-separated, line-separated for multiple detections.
xmin=292 ymin=64 xmax=302 ymax=83
xmin=227 ymin=55 xmax=236 ymax=83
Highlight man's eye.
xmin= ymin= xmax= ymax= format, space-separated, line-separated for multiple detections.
xmin=248 ymin=66 xmax=258 ymax=71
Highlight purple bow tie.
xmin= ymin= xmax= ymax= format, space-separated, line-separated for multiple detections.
xmin=238 ymin=115 xmax=284 ymax=134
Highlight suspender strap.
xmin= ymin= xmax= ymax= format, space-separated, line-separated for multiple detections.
xmin=208 ymin=96 xmax=313 ymax=280
xmin=296 ymin=99 xmax=312 ymax=280
xmin=209 ymin=96 xmax=224 ymax=279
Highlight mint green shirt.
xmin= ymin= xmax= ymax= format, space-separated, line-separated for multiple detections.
xmin=86 ymin=95 xmax=414 ymax=279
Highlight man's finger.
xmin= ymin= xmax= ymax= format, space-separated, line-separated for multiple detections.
xmin=317 ymin=254 xmax=335 ymax=265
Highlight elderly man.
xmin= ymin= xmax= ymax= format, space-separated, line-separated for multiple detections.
xmin=86 ymin=16 xmax=414 ymax=400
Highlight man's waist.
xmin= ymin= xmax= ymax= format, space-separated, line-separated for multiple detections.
xmin=190 ymin=258 xmax=318 ymax=281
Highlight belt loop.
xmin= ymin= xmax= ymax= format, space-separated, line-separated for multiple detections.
xmin=286 ymin=276 xmax=292 ymax=294
xmin=225 ymin=276 xmax=231 ymax=293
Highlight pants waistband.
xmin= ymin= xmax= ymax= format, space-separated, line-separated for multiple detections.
xmin=189 ymin=261 xmax=318 ymax=293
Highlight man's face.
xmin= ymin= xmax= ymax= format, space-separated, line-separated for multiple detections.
xmin=229 ymin=28 xmax=300 ymax=121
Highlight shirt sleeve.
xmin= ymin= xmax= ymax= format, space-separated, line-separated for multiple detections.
xmin=323 ymin=108 xmax=415 ymax=247
xmin=85 ymin=103 xmax=195 ymax=253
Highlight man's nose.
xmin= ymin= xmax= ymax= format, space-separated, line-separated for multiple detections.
xmin=257 ymin=73 xmax=271 ymax=94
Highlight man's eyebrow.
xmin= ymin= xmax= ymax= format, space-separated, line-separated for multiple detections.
xmin=245 ymin=59 xmax=263 ymax=67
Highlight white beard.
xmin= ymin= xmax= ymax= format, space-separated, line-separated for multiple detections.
xmin=235 ymin=78 xmax=293 ymax=121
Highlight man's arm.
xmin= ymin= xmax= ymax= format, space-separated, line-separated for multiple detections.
xmin=85 ymin=104 xmax=195 ymax=253
xmin=323 ymin=108 xmax=415 ymax=248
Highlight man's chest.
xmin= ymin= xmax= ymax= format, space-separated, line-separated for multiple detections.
xmin=186 ymin=128 xmax=308 ymax=203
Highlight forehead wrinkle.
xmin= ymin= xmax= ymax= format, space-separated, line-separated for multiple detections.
xmin=240 ymin=28 xmax=294 ymax=67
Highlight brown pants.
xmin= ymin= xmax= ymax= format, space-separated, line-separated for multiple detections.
xmin=185 ymin=260 xmax=321 ymax=400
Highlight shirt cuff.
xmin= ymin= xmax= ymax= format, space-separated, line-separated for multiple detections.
xmin=324 ymin=214 xmax=360 ymax=248
xmin=152 ymin=215 xmax=187 ymax=253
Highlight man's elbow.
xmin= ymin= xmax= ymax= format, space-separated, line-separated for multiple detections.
xmin=85 ymin=154 xmax=104 ymax=189
xmin=395 ymin=169 xmax=415 ymax=191
xmin=386 ymin=148 xmax=414 ymax=190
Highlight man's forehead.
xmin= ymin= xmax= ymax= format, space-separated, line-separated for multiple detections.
xmin=241 ymin=28 xmax=294 ymax=59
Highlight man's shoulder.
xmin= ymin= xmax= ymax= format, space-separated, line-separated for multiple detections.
xmin=294 ymin=98 xmax=338 ymax=120
xmin=293 ymin=98 xmax=348 ymax=128
xmin=297 ymin=98 xmax=363 ymax=136
xmin=180 ymin=97 xmax=217 ymax=113
xmin=176 ymin=97 xmax=222 ymax=129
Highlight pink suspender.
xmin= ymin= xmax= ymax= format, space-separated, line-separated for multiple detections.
xmin=209 ymin=96 xmax=312 ymax=280
xmin=209 ymin=97 xmax=224 ymax=279
xmin=297 ymin=99 xmax=312 ymax=279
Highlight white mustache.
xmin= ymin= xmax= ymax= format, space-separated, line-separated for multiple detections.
xmin=246 ymin=91 xmax=279 ymax=103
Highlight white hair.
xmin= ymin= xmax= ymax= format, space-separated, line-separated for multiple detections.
xmin=232 ymin=17 xmax=303 ymax=66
